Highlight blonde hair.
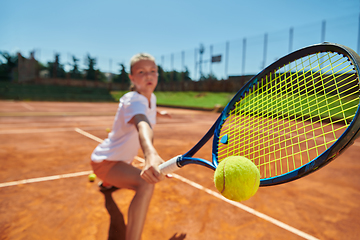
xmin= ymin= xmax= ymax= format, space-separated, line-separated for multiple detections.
xmin=129 ymin=53 xmax=156 ymax=91
xmin=130 ymin=53 xmax=156 ymax=74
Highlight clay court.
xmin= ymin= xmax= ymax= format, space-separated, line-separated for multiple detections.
xmin=0 ymin=100 xmax=359 ymax=240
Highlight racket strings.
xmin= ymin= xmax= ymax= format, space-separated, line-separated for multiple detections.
xmin=217 ymin=51 xmax=359 ymax=179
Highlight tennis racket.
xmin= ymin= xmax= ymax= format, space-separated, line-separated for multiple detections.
xmin=159 ymin=42 xmax=360 ymax=186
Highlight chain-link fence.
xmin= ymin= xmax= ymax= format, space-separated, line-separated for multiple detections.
xmin=6 ymin=14 xmax=359 ymax=82
xmin=153 ymin=14 xmax=359 ymax=81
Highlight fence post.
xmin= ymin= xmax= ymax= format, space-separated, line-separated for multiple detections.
xmin=194 ymin=48 xmax=197 ymax=80
xmin=321 ymin=20 xmax=326 ymax=42
xmin=262 ymin=33 xmax=268 ymax=69
xmin=161 ymin=55 xmax=164 ymax=69
xmin=109 ymin=58 xmax=112 ymax=83
xmin=181 ymin=51 xmax=184 ymax=82
xmin=242 ymin=38 xmax=247 ymax=76
xmin=289 ymin=27 xmax=294 ymax=53
xmin=225 ymin=41 xmax=229 ymax=79
xmin=210 ymin=45 xmax=213 ymax=76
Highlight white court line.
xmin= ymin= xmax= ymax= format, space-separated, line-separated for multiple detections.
xmin=132 ymin=156 xmax=319 ymax=240
xmin=0 ymin=128 xmax=104 ymax=187
xmin=0 ymin=126 xmax=110 ymax=135
xmin=0 ymin=127 xmax=81 ymax=134
xmin=0 ymin=170 xmax=93 ymax=188
xmin=0 ymin=127 xmax=319 ymax=240
xmin=21 ymin=102 xmax=35 ymax=111
xmin=172 ymin=173 xmax=319 ymax=240
xmin=0 ymin=127 xmax=103 ymax=187
xmin=75 ymin=128 xmax=319 ymax=240
xmin=75 ymin=127 xmax=104 ymax=142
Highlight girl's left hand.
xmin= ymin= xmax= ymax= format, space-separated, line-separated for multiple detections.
xmin=140 ymin=154 xmax=165 ymax=184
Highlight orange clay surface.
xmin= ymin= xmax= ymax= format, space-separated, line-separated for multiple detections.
xmin=0 ymin=100 xmax=360 ymax=240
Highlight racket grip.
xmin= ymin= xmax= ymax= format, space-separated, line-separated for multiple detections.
xmin=159 ymin=155 xmax=182 ymax=175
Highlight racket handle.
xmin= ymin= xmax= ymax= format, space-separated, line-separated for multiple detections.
xmin=159 ymin=155 xmax=182 ymax=175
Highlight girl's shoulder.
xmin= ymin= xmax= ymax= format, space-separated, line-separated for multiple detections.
xmin=120 ymin=91 xmax=148 ymax=104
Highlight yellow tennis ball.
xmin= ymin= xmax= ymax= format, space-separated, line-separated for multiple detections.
xmin=214 ymin=156 xmax=260 ymax=202
xmin=88 ymin=173 xmax=96 ymax=182
xmin=106 ymin=128 xmax=111 ymax=133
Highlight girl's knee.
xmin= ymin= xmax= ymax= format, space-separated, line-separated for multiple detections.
xmin=137 ymin=180 xmax=154 ymax=195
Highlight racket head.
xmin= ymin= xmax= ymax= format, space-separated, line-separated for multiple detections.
xmin=211 ymin=42 xmax=360 ymax=186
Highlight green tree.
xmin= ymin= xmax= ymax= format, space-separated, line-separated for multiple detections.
xmin=0 ymin=51 xmax=18 ymax=81
xmin=157 ymin=66 xmax=193 ymax=83
xmin=164 ymin=71 xmax=172 ymax=83
xmin=85 ymin=54 xmax=97 ymax=81
xmin=172 ymin=70 xmax=180 ymax=82
xmin=95 ymin=69 xmax=107 ymax=82
xmin=47 ymin=53 xmax=66 ymax=78
xmin=37 ymin=61 xmax=47 ymax=72
xmin=182 ymin=67 xmax=192 ymax=81
xmin=69 ymin=56 xmax=82 ymax=79
xmin=200 ymin=73 xmax=217 ymax=81
xmin=157 ymin=65 xmax=166 ymax=83
xmin=113 ymin=63 xmax=130 ymax=84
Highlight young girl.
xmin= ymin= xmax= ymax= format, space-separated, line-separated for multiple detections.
xmin=91 ymin=53 xmax=168 ymax=240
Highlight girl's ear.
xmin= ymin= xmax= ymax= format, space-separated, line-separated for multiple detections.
xmin=129 ymin=76 xmax=136 ymax=91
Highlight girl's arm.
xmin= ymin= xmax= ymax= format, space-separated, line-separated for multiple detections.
xmin=131 ymin=114 xmax=164 ymax=184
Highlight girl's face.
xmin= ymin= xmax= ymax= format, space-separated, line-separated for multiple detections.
xmin=129 ymin=60 xmax=158 ymax=98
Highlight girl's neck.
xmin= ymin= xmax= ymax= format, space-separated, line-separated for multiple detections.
xmin=137 ymin=91 xmax=152 ymax=108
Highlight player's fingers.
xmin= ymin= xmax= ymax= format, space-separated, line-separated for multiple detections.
xmin=150 ymin=170 xmax=164 ymax=183
xmin=146 ymin=166 xmax=164 ymax=181
xmin=152 ymin=166 xmax=163 ymax=179
xmin=141 ymin=172 xmax=156 ymax=184
xmin=141 ymin=169 xmax=161 ymax=184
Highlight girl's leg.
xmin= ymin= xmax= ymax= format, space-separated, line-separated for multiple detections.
xmin=104 ymin=161 xmax=154 ymax=240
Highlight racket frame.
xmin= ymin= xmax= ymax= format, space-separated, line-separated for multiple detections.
xmin=212 ymin=42 xmax=360 ymax=186
xmin=160 ymin=43 xmax=360 ymax=186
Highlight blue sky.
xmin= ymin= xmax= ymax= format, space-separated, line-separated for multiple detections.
xmin=1 ymin=0 xmax=359 ymax=78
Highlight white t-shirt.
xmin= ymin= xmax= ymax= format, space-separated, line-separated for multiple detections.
xmin=91 ymin=91 xmax=157 ymax=164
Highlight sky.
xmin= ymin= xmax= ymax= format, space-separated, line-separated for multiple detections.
xmin=1 ymin=0 xmax=360 ymax=79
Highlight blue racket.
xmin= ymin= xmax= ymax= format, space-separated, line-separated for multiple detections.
xmin=159 ymin=42 xmax=360 ymax=186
